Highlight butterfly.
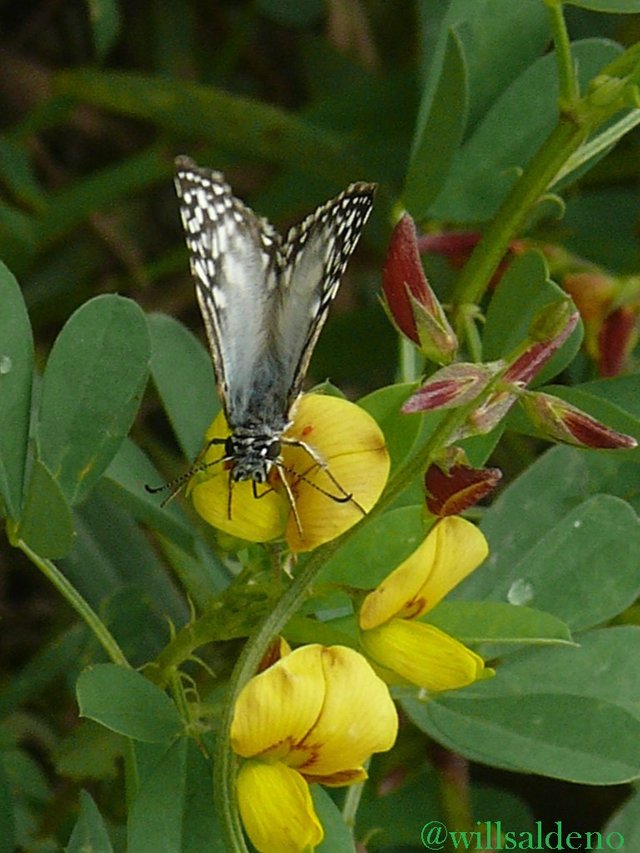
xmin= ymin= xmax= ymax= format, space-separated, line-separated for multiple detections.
xmin=156 ymin=156 xmax=376 ymax=526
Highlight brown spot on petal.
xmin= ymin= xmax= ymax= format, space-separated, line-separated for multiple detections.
xmin=399 ymin=597 xmax=427 ymax=620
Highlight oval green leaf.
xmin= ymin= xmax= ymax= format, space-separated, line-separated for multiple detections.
xmin=0 ymin=262 xmax=33 ymax=520
xmin=66 ymin=790 xmax=114 ymax=853
xmin=403 ymin=626 xmax=640 ymax=784
xmin=76 ymin=664 xmax=183 ymax=743
xmin=37 ymin=294 xmax=150 ymax=505
xmin=148 ymin=312 xmax=218 ymax=460
xmin=16 ymin=458 xmax=75 ymax=559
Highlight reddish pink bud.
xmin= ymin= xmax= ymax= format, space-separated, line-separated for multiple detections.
xmin=425 ymin=460 xmax=502 ymax=517
xmin=382 ymin=214 xmax=457 ymax=363
xmin=504 ymin=305 xmax=580 ymax=386
xmin=520 ymin=392 xmax=637 ymax=449
xmin=598 ymin=307 xmax=638 ymax=377
xmin=383 ymin=214 xmax=434 ymax=344
xmin=402 ymin=363 xmax=499 ymax=414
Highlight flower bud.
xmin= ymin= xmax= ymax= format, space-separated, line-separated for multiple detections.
xmin=504 ymin=304 xmax=580 ymax=386
xmin=425 ymin=456 xmax=502 ymax=517
xmin=598 ymin=306 xmax=638 ymax=377
xmin=382 ymin=213 xmax=457 ymax=363
xmin=402 ymin=363 xmax=499 ymax=414
xmin=520 ymin=391 xmax=637 ymax=449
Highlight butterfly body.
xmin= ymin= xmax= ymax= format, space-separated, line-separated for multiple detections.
xmin=173 ymin=156 xmax=376 ymax=491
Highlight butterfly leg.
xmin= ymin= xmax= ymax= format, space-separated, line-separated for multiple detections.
xmin=274 ymin=466 xmax=304 ymax=536
xmin=280 ymin=438 xmax=366 ymax=515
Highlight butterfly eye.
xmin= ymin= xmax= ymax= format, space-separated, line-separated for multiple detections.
xmin=266 ymin=441 xmax=281 ymax=460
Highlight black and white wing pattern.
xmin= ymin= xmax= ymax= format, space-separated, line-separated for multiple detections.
xmin=276 ymin=182 xmax=376 ymax=411
xmin=174 ymin=156 xmax=281 ymax=427
xmin=174 ymin=156 xmax=375 ymax=432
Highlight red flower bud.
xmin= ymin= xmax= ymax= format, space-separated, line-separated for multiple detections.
xmin=402 ymin=363 xmax=499 ymax=414
xmin=520 ymin=392 xmax=637 ymax=449
xmin=504 ymin=305 xmax=580 ymax=387
xmin=382 ymin=214 xmax=457 ymax=363
xmin=598 ymin=307 xmax=638 ymax=377
xmin=425 ymin=460 xmax=502 ymax=517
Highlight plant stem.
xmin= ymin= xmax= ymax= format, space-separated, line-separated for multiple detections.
xmin=16 ymin=538 xmax=129 ymax=667
xmin=451 ymin=117 xmax=587 ymax=309
xmin=545 ymin=0 xmax=580 ymax=108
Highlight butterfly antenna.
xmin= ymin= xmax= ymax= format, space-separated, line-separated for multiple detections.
xmin=145 ymin=438 xmax=229 ymax=508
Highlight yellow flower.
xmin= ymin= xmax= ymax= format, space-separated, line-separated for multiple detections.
xmin=231 ymin=644 xmax=398 ymax=853
xmin=189 ymin=394 xmax=389 ymax=552
xmin=359 ymin=516 xmax=492 ymax=692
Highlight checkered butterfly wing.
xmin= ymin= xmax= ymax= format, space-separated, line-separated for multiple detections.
xmin=174 ymin=156 xmax=282 ymax=426
xmin=276 ymin=181 xmax=376 ymax=411
xmin=174 ymin=156 xmax=376 ymax=428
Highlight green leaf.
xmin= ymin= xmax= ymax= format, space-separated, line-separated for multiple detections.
xmin=66 ymin=789 xmax=114 ymax=853
xmin=430 ymin=39 xmax=622 ymax=221
xmin=566 ymin=0 xmax=640 ymax=10
xmin=483 ymin=249 xmax=583 ymax=383
xmin=16 ymin=459 xmax=75 ymax=559
xmin=100 ymin=438 xmax=198 ymax=556
xmin=128 ymin=739 xmax=225 ymax=852
xmin=428 ymin=601 xmax=574 ymax=648
xmin=148 ymin=313 xmax=218 ymax=460
xmin=460 ymin=492 xmax=640 ymax=632
xmin=0 ymin=262 xmax=33 ymax=520
xmin=358 ymin=383 xmax=421 ymax=472
xmin=416 ymin=0 xmax=549 ymax=133
xmin=605 ymin=786 xmax=640 ymax=847
xmin=56 ymin=487 xmax=187 ymax=633
xmin=404 ymin=28 xmax=468 ymax=218
xmin=55 ymin=721 xmax=124 ymax=781
xmin=0 ymin=758 xmax=15 ymax=853
xmin=76 ymin=664 xmax=183 ymax=743
xmin=403 ymin=626 xmax=640 ymax=784
xmin=37 ymin=295 xmax=150 ymax=505
xmin=319 ymin=505 xmax=427 ymax=588
xmin=314 ymin=786 xmax=355 ymax=852
xmin=55 ymin=70 xmax=362 ymax=185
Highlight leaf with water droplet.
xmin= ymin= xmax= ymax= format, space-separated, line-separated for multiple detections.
xmin=0 ymin=263 xmax=33 ymax=520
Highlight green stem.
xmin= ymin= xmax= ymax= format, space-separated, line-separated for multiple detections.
xmin=451 ymin=117 xmax=587 ymax=309
xmin=342 ymin=758 xmax=369 ymax=835
xmin=545 ymin=0 xmax=580 ymax=107
xmin=15 ymin=538 xmax=129 ymax=667
xmin=399 ymin=335 xmax=420 ymax=383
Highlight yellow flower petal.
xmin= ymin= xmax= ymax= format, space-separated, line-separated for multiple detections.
xmin=237 ymin=760 xmax=323 ymax=853
xmin=359 ymin=517 xmax=488 ymax=629
xmin=190 ymin=395 xmax=389 ymax=550
xmin=189 ymin=411 xmax=288 ymax=542
xmin=231 ymin=645 xmax=325 ymax=761
xmin=296 ymin=646 xmax=398 ymax=778
xmin=360 ymin=618 xmax=489 ymax=692
xmin=283 ymin=395 xmax=390 ymax=553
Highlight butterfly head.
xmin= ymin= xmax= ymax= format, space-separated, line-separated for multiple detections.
xmin=226 ymin=431 xmax=282 ymax=484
